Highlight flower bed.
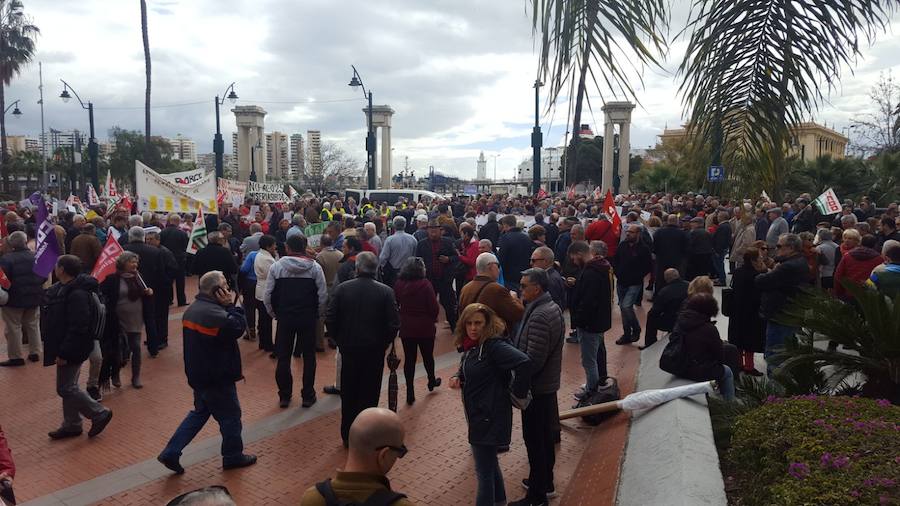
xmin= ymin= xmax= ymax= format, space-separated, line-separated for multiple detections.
xmin=723 ymin=395 xmax=899 ymax=505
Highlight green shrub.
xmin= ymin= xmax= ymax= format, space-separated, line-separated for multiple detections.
xmin=725 ymin=395 xmax=899 ymax=505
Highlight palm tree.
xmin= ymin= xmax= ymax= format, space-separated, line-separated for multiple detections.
xmin=0 ymin=0 xmax=38 ymax=193
xmin=140 ymin=0 xmax=151 ymax=160
xmin=532 ymin=1 xmax=898 ymax=186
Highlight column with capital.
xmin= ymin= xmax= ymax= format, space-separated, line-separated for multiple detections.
xmin=618 ymin=122 xmax=631 ymax=195
xmin=602 ymin=122 xmax=615 ymax=192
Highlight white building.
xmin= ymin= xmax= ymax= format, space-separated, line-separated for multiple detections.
xmin=164 ymin=134 xmax=198 ymax=163
xmin=476 ymin=151 xmax=487 ymax=180
xmin=42 ymin=129 xmax=87 ymax=155
xmin=516 ymin=146 xmax=565 ymax=191
xmin=290 ymin=133 xmax=305 ymax=178
xmin=307 ymin=130 xmax=322 ymax=179
xmin=266 ymin=131 xmax=290 ymax=181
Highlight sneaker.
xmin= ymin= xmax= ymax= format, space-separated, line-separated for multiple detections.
xmin=48 ymin=427 xmax=83 ymax=440
xmin=301 ymin=396 xmax=317 ymax=408
xmin=323 ymin=385 xmax=341 ymax=395
xmin=521 ymin=479 xmax=559 ymax=499
xmin=27 ymin=353 xmax=40 ymax=362
xmin=87 ymin=386 xmax=103 ymax=401
xmin=157 ymin=454 xmax=185 ymax=474
xmin=223 ymin=454 xmax=257 ymax=470
xmin=88 ymin=410 xmax=113 ymax=438
xmin=573 ymin=386 xmax=592 ymax=402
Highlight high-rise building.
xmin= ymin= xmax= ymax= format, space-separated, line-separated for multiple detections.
xmin=290 ymin=133 xmax=305 ymax=177
xmin=307 ymin=130 xmax=322 ymax=180
xmin=164 ymin=134 xmax=198 ymax=163
xmin=42 ymin=129 xmax=87 ymax=155
xmin=476 ymin=151 xmax=487 ymax=180
xmin=265 ymin=131 xmax=290 ymax=181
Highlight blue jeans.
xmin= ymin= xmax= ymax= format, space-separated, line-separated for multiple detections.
xmin=719 ymin=365 xmax=735 ymax=401
xmin=714 ymin=252 xmax=727 ymax=282
xmin=578 ymin=329 xmax=606 ymax=391
xmin=471 ymin=444 xmax=506 ymax=506
xmin=765 ymin=321 xmax=796 ymax=376
xmin=616 ymin=284 xmax=643 ymax=336
xmin=160 ymin=383 xmax=244 ymax=464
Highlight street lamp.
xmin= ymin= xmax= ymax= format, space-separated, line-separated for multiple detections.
xmin=4 ymin=100 xmax=22 ymax=117
xmin=59 ymin=79 xmax=98 ymax=190
xmin=348 ymin=65 xmax=376 ymax=190
xmin=532 ymin=80 xmax=543 ymax=195
xmin=249 ymin=138 xmax=262 ymax=182
xmin=213 ymin=82 xmax=238 ymax=179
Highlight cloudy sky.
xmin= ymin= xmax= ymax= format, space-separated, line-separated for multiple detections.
xmin=6 ymin=0 xmax=900 ymax=180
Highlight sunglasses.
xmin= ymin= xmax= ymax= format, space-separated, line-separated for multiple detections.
xmin=377 ymin=444 xmax=408 ymax=458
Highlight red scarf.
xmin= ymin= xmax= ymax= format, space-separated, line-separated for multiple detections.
xmin=462 ymin=337 xmax=479 ymax=351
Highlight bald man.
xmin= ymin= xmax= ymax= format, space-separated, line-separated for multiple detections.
xmin=301 ymin=408 xmax=413 ymax=506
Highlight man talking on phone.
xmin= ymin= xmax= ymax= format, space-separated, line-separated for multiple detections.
xmin=157 ymin=271 xmax=256 ymax=474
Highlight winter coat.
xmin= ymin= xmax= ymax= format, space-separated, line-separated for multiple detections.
xmin=678 ymin=309 xmax=727 ymax=382
xmin=478 ymin=221 xmax=501 ymax=251
xmin=70 ymin=233 xmax=102 ymax=273
xmin=327 ymin=275 xmax=400 ymax=353
xmin=712 ymin=221 xmax=732 ymax=255
xmin=253 ymin=249 xmax=277 ymax=301
xmin=766 ymin=217 xmax=789 ymax=248
xmin=123 ymin=241 xmax=167 ymax=291
xmin=653 ymin=225 xmax=688 ymax=269
xmin=688 ymin=228 xmax=715 ymax=255
xmin=393 ymin=278 xmax=439 ymax=340
xmin=40 ymin=274 xmax=99 ymax=366
xmin=570 ymin=257 xmax=614 ymax=333
xmin=160 ymin=225 xmax=189 ymax=266
xmin=192 ymin=243 xmax=238 ymax=289
xmin=546 ymin=267 xmax=567 ymax=311
xmin=457 ymin=337 xmax=530 ymax=446
xmin=264 ymin=255 xmax=327 ymax=324
xmin=513 ymin=292 xmax=564 ymax=395
xmin=613 ymin=240 xmax=652 ymax=287
xmin=416 ymin=236 xmax=459 ymax=282
xmin=98 ymin=273 xmax=154 ymax=358
xmin=650 ymin=278 xmax=688 ymax=332
xmin=755 ymin=255 xmax=810 ymax=320
xmin=727 ymin=263 xmax=766 ymax=353
xmin=458 ymin=238 xmax=480 ymax=281
xmin=834 ymin=246 xmax=884 ymax=300
xmin=869 ymin=263 xmax=900 ymax=299
xmin=497 ymin=229 xmax=534 ymax=286
xmin=0 ymin=425 xmax=13 ymax=480
xmin=458 ymin=276 xmax=524 ymax=333
xmin=182 ymin=294 xmax=247 ymax=389
xmin=730 ymin=223 xmax=757 ymax=268
xmin=0 ymin=249 xmax=47 ymax=308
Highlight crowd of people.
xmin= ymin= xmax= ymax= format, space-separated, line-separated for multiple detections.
xmin=0 ymin=187 xmax=899 ymax=505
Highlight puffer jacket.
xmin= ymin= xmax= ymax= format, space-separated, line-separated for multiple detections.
xmin=182 ymin=294 xmax=247 ymax=389
xmin=40 ymin=274 xmax=99 ymax=366
xmin=264 ymin=254 xmax=327 ymax=324
xmin=834 ymin=246 xmax=884 ymax=300
xmin=0 ymin=248 xmax=47 ymax=308
xmin=570 ymin=257 xmax=614 ymax=333
xmin=677 ymin=308 xmax=726 ymax=382
xmin=755 ymin=254 xmax=811 ymax=320
xmin=514 ymin=292 xmax=564 ymax=395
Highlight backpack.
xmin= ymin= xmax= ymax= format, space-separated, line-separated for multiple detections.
xmin=572 ymin=376 xmax=621 ymax=425
xmin=87 ymin=291 xmax=107 ymax=342
xmin=659 ymin=326 xmax=689 ymax=376
xmin=315 ymin=479 xmax=406 ymax=506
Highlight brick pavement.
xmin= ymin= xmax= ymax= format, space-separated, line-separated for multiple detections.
xmin=1 ymin=276 xmax=644 ymax=505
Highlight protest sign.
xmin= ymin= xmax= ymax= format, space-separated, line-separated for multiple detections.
xmin=30 ymin=192 xmax=60 ymax=278
xmin=304 ymin=221 xmax=329 ymax=248
xmin=160 ymin=167 xmax=208 ymax=187
xmin=247 ymin=181 xmax=290 ymax=202
xmin=216 ymin=178 xmax=247 ymax=207
xmin=135 ymin=161 xmax=217 ymax=213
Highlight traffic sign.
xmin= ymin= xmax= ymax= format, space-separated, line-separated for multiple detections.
xmin=707 ymin=165 xmax=725 ymax=183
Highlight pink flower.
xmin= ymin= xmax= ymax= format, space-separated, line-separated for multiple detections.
xmin=833 ymin=456 xmax=850 ymax=469
xmin=820 ymin=453 xmax=831 ymax=467
xmin=876 ymin=399 xmax=891 ymax=407
xmin=788 ymin=462 xmax=810 ymax=480
xmin=850 ymin=490 xmax=860 ymax=498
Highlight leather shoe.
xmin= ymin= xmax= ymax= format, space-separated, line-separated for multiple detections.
xmin=48 ymin=427 xmax=83 ymax=440
xmin=427 ymin=377 xmax=442 ymax=392
xmin=27 ymin=353 xmax=40 ymax=362
xmin=301 ymin=396 xmax=316 ymax=408
xmin=88 ymin=410 xmax=113 ymax=437
xmin=615 ymin=335 xmax=639 ymax=345
xmin=0 ymin=359 xmax=25 ymax=367
xmin=87 ymin=386 xmax=102 ymax=401
xmin=323 ymin=385 xmax=341 ymax=395
xmin=279 ymin=396 xmax=290 ymax=408
xmin=223 ymin=454 xmax=257 ymax=470
xmin=157 ymin=454 xmax=185 ymax=474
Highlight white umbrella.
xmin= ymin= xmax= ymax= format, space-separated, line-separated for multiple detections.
xmin=560 ymin=381 xmax=716 ymax=421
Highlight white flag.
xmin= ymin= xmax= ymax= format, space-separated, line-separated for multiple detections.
xmin=814 ymin=188 xmax=841 ymax=215
xmin=187 ymin=206 xmax=208 ymax=255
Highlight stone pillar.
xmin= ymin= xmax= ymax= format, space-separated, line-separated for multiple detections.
xmin=618 ymin=122 xmax=631 ymax=195
xmin=381 ymin=126 xmax=391 ymax=189
xmin=602 ymin=121 xmax=615 ymax=192
xmin=232 ymin=105 xmax=267 ymax=182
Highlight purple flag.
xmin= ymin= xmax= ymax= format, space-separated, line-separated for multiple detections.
xmin=29 ymin=192 xmax=59 ymax=278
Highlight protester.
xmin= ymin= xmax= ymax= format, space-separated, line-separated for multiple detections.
xmin=238 ymin=243 xmax=260 ymax=342
xmin=641 ymin=268 xmax=689 ymax=349
xmin=584 ymin=214 xmax=618 ymax=258
xmin=158 ymin=271 xmax=255 ymax=474
xmin=458 ymin=223 xmax=480 ymax=283
xmin=192 ymin=231 xmax=238 ymax=290
xmin=393 ymin=257 xmax=440 ymax=406
xmin=497 ymin=215 xmax=533 ymax=292
xmin=264 ymin=234 xmax=328 ymax=408
xmin=528 ymin=246 xmax=566 ymax=310
xmin=123 ymin=226 xmax=166 ymax=357
xmin=450 ymin=303 xmax=530 ymax=506
xmin=253 ymin=235 xmax=278 ymax=354
xmin=815 ymin=228 xmax=841 ymax=291
xmin=300 ymin=408 xmax=412 ymax=506
xmin=160 ymin=214 xmax=189 ymax=306
xmin=652 ymin=215 xmax=688 ymax=293
xmin=0 ymin=231 xmax=46 ymax=366
xmin=676 ymin=294 xmax=735 ymax=401
xmin=765 ymin=208 xmax=789 ymax=248
xmin=727 ymin=247 xmax=767 ymax=376
xmin=711 ymin=210 xmax=732 ymax=286
xmin=613 ymin=224 xmax=652 ymax=345
xmin=570 ymin=241 xmax=613 ymax=401
xmin=510 ymin=268 xmax=564 ymax=505
xmin=69 ymin=223 xmax=102 ymax=273
xmin=415 ymin=219 xmax=459 ymax=331
xmin=327 ymin=252 xmax=400 ymax=446
xmin=42 ymin=255 xmax=114 ymax=440
xmin=146 ymin=230 xmax=178 ymax=350
xmin=458 ymin=253 xmax=525 ymax=335
xmin=99 ymin=251 xmax=153 ymax=389
xmin=379 ymin=216 xmax=417 ymax=287
xmin=834 ymin=234 xmax=884 ymax=300
xmin=868 ymin=240 xmax=900 ymax=298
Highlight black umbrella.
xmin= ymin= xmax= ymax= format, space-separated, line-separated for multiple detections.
xmin=386 ymin=341 xmax=401 ymax=412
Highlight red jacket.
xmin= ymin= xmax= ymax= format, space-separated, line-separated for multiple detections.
xmin=0 ymin=425 xmax=14 ymax=479
xmin=585 ymin=220 xmax=618 ymax=257
xmin=834 ymin=247 xmax=884 ymax=299
xmin=393 ymin=278 xmax=439 ymax=340
xmin=458 ymin=238 xmax=479 ymax=281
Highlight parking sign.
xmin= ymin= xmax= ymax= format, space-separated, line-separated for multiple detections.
xmin=707 ymin=165 xmax=725 ymax=183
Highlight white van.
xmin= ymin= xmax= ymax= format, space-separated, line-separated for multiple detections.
xmin=343 ymin=188 xmax=440 ymax=206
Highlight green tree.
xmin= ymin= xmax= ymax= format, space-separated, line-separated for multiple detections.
xmin=106 ymin=127 xmax=176 ymax=188
xmin=8 ymin=149 xmax=41 ymax=190
xmin=631 ymin=162 xmax=691 ymax=193
xmin=784 ymin=155 xmax=870 ymax=200
xmin=0 ymin=0 xmax=38 ymax=192
xmin=867 ymin=151 xmax=900 ymax=204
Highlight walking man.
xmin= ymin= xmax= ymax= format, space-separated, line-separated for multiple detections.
xmin=379 ymin=215 xmax=417 ymax=287
xmin=416 ymin=219 xmax=459 ymax=331
xmin=613 ymin=224 xmax=652 ymax=345
xmin=158 ymin=271 xmax=255 ymax=473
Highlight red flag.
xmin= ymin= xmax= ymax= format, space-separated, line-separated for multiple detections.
xmin=0 ymin=216 xmax=6 ymax=239
xmin=0 ymin=267 xmax=10 ymax=289
xmin=603 ymin=189 xmax=622 ymax=241
xmin=537 ymin=187 xmax=548 ymax=200
xmin=91 ymin=234 xmax=125 ymax=283
xmin=567 ymin=185 xmax=576 ymax=200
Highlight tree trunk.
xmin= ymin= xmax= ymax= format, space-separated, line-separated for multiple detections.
xmin=0 ymin=82 xmax=8 ymax=194
xmin=141 ymin=0 xmax=151 ymax=160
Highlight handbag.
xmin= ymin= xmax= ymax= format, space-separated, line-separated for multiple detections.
xmin=572 ymin=377 xmax=621 ymax=425
xmin=721 ymin=287 xmax=734 ymax=317
xmin=659 ymin=327 xmax=690 ymax=376
xmin=386 ymin=341 xmax=401 ymax=412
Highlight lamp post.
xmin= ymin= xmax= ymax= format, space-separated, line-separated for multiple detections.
xmin=213 ymin=83 xmax=238 ymax=179
xmin=532 ymin=80 xmax=543 ymax=195
xmin=348 ymin=65 xmax=376 ymax=190
xmin=249 ymin=138 xmax=261 ymax=182
xmin=4 ymin=99 xmax=22 ymax=117
xmin=59 ymin=79 xmax=98 ymax=190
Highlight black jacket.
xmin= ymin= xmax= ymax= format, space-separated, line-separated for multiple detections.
xmin=727 ymin=264 xmax=766 ymax=353
xmin=160 ymin=226 xmax=189 ymax=265
xmin=327 ymin=275 xmax=400 ymax=353
xmin=124 ymin=241 xmax=166 ymax=291
xmin=41 ymin=274 xmax=98 ymax=366
xmin=458 ymin=337 xmax=530 ymax=446
xmin=0 ymin=249 xmax=46 ymax=308
xmin=192 ymin=243 xmax=238 ymax=288
xmin=182 ymin=294 xmax=247 ymax=389
xmin=544 ymin=222 xmax=560 ymax=251
xmin=497 ymin=228 xmax=534 ymax=285
xmin=653 ymin=225 xmax=689 ymax=269
xmin=514 ymin=292 xmax=564 ymax=395
xmin=650 ymin=278 xmax=688 ymax=332
xmin=570 ymin=257 xmax=613 ymax=333
xmin=479 ymin=221 xmax=500 ymax=250
xmin=712 ymin=222 xmax=732 ymax=254
xmin=678 ymin=309 xmax=726 ymax=382
xmin=755 ymin=254 xmax=810 ymax=320
xmin=613 ymin=240 xmax=652 ymax=286
xmin=688 ymin=228 xmax=715 ymax=255
xmin=415 ymin=237 xmax=458 ymax=282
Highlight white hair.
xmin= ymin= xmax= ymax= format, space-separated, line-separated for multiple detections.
xmin=475 ymin=252 xmax=499 ymax=274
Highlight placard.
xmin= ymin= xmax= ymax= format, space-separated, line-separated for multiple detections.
xmin=135 ymin=161 xmax=217 ymax=213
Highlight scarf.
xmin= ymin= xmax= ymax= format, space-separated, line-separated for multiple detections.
xmin=120 ymin=272 xmax=143 ymax=301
